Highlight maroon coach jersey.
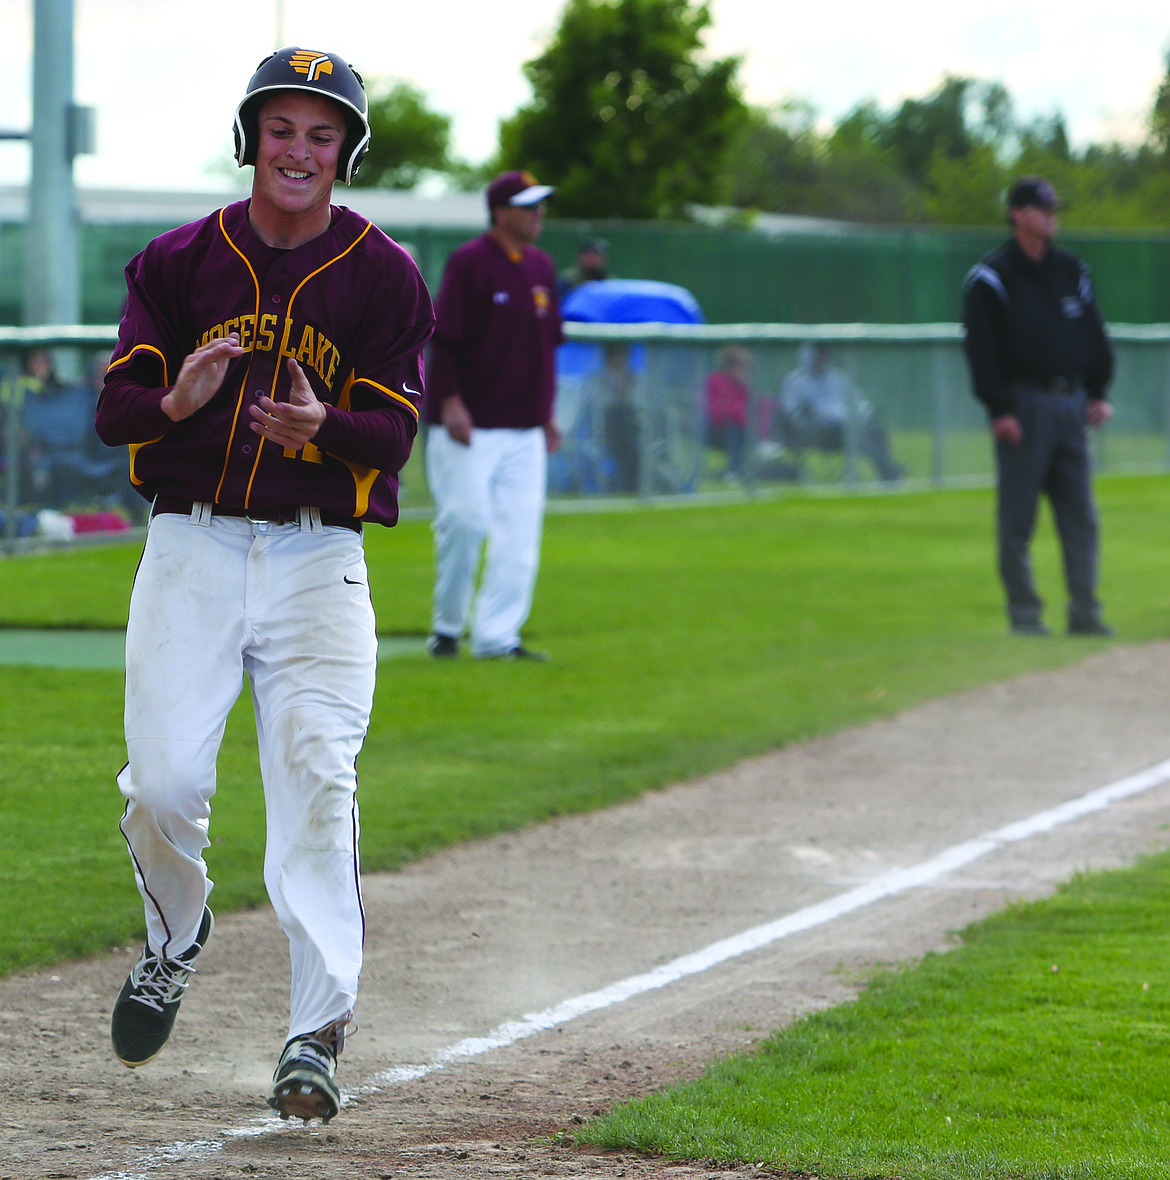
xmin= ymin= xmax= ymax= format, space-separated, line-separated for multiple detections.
xmin=423 ymin=233 xmax=564 ymax=430
xmin=97 ymin=200 xmax=434 ymax=526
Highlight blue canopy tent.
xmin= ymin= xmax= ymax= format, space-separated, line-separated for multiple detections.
xmin=553 ymin=280 xmax=705 ymax=494
xmin=560 ymin=278 xmax=705 ymax=327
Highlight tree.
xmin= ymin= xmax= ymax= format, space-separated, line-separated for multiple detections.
xmin=1151 ymin=52 xmax=1170 ymax=153
xmin=720 ymin=66 xmax=1170 ymax=229
xmin=722 ymin=104 xmax=819 ymax=212
xmin=351 ymin=79 xmax=453 ymax=189
xmin=723 ymin=103 xmax=923 ymax=224
xmin=876 ymin=76 xmax=1012 ymax=185
xmin=921 ymin=143 xmax=1007 ymax=225
xmin=497 ymin=0 xmax=748 ymax=218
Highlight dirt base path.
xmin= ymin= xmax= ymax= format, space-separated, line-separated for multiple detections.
xmin=5 ymin=643 xmax=1170 ymax=1180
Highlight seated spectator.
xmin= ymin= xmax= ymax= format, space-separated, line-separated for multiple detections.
xmin=1 ymin=348 xmax=64 ymax=405
xmin=705 ymin=345 xmax=755 ymax=481
xmin=1 ymin=349 xmax=68 ymax=500
xmin=595 ymin=343 xmax=640 ymax=493
xmin=16 ymin=349 xmax=129 ymax=514
xmin=777 ymin=343 xmax=904 ymax=483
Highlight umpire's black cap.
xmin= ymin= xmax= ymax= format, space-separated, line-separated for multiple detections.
xmin=1007 ymin=177 xmax=1064 ymax=211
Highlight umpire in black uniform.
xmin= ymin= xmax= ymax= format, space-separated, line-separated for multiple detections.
xmin=962 ymin=177 xmax=1114 ymax=637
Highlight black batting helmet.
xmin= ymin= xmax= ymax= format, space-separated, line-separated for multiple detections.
xmin=233 ymin=47 xmax=370 ymax=185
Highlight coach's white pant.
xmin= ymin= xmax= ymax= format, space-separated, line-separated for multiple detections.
xmin=117 ymin=513 xmax=376 ymax=1041
xmin=426 ymin=426 xmax=547 ymax=658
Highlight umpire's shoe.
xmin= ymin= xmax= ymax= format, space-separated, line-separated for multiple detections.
xmin=267 ymin=1014 xmax=353 ymax=1124
xmin=111 ymin=906 xmax=214 ymax=1067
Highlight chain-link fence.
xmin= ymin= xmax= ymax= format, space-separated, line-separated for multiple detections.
xmin=0 ymin=327 xmax=143 ymax=551
xmin=544 ymin=321 xmax=1170 ymax=503
xmin=4 ymin=323 xmax=1170 ymax=551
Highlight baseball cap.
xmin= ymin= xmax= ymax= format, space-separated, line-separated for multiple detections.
xmin=579 ymin=238 xmax=609 ymax=255
xmin=487 ymin=170 xmax=555 ymax=209
xmin=1007 ymin=177 xmax=1064 ymax=211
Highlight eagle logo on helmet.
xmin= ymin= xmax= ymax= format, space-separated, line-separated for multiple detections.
xmin=233 ymin=46 xmax=371 ymax=185
xmin=288 ymin=51 xmax=335 ymax=83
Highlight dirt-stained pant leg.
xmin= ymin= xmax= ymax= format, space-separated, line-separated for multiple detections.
xmin=119 ymin=515 xmax=252 ymax=958
xmin=246 ymin=523 xmax=376 ymax=1040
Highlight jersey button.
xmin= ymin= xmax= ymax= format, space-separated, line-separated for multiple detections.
xmin=242 ymin=445 xmax=253 ymax=454
xmin=271 ymin=294 xmax=281 ymax=304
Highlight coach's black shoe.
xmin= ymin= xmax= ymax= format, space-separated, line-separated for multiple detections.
xmin=479 ymin=644 xmax=549 ymax=661
xmin=502 ymin=644 xmax=549 ymax=661
xmin=111 ymin=906 xmax=213 ymax=1067
xmin=267 ymin=1015 xmax=353 ymax=1124
xmin=427 ymin=632 xmax=459 ymax=658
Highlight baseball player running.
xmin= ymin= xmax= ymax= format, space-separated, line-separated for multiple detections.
xmin=95 ymin=47 xmax=434 ymax=1123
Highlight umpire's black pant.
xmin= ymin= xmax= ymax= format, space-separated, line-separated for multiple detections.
xmin=995 ymin=383 xmax=1101 ymax=629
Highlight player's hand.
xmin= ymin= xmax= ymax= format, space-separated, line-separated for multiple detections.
xmin=162 ymin=334 xmax=246 ymax=422
xmin=544 ymin=419 xmax=562 ymax=454
xmin=1086 ymin=399 xmax=1113 ymax=429
xmin=249 ymin=358 xmax=327 ymax=448
xmin=991 ymin=414 xmax=1023 ymax=446
xmin=441 ymin=395 xmax=474 ymax=446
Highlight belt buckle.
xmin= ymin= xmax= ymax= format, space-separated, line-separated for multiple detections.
xmin=246 ymin=507 xmax=297 ymax=527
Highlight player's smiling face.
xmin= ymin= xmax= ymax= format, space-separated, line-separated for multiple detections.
xmin=251 ymin=91 xmax=345 ymax=223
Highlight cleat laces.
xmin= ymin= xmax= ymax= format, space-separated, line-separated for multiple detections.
xmin=127 ymin=952 xmax=197 ymax=1013
xmin=312 ymin=1013 xmax=358 ymax=1056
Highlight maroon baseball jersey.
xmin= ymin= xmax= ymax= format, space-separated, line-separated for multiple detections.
xmin=96 ymin=200 xmax=434 ymax=526
xmin=423 ymin=233 xmax=564 ymax=429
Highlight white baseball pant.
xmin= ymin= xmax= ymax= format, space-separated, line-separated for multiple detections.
xmin=426 ymin=425 xmax=547 ymax=658
xmin=117 ymin=510 xmax=376 ymax=1040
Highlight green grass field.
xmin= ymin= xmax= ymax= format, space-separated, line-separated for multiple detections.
xmin=3 ymin=478 xmax=1170 ymax=974
xmin=4 ymin=477 xmax=1170 ymax=1178
xmin=580 ymin=850 xmax=1170 ymax=1179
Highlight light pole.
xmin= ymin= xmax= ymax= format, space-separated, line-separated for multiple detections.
xmin=23 ymin=0 xmax=95 ymax=330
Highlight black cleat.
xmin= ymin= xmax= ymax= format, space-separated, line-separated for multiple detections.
xmin=267 ymin=1017 xmax=353 ymax=1124
xmin=111 ymin=906 xmax=213 ymax=1067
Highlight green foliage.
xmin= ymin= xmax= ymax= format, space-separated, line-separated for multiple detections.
xmin=497 ymin=0 xmax=748 ymax=218
xmin=1151 ymin=53 xmax=1170 ymax=154
xmin=923 ymin=143 xmax=1008 ymax=226
xmin=581 ymin=853 xmax=1170 ymax=1178
xmin=877 ymin=76 xmax=985 ymax=183
xmin=352 ymin=77 xmax=455 ymax=189
xmin=3 ymin=478 xmax=1170 ymax=973
xmin=726 ymin=103 xmax=924 ymax=223
xmin=726 ymin=61 xmax=1170 ymax=229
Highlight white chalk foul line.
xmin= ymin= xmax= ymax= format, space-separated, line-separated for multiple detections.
xmin=89 ymin=756 xmax=1170 ymax=1179
xmin=366 ymin=754 xmax=1170 ymax=1090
